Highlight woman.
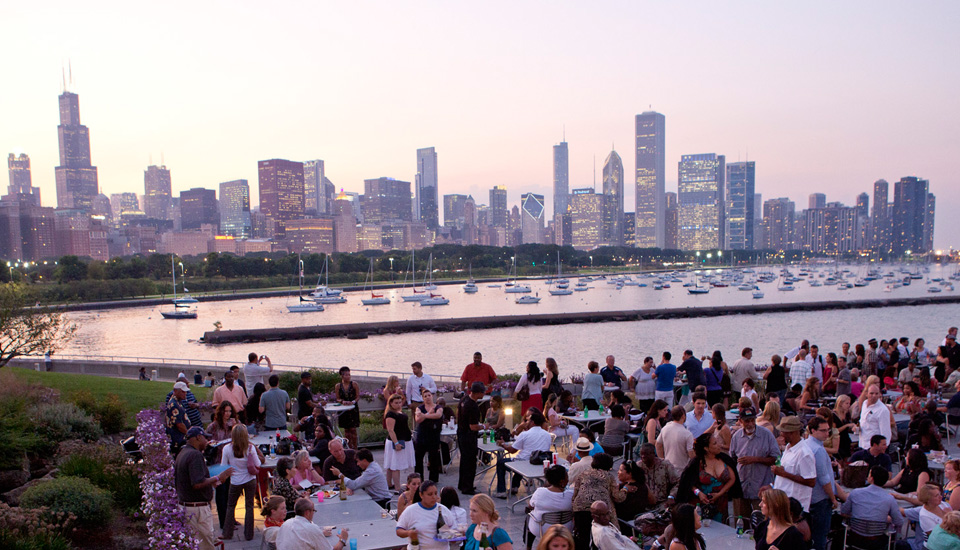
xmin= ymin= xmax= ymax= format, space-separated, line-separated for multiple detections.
xmin=831 ymin=394 xmax=855 ymax=459
xmin=414 ymin=388 xmax=444 ymax=482
xmin=220 ymin=424 xmax=261 ymax=541
xmin=711 ymin=403 xmax=732 ymax=452
xmin=758 ymin=401 xmax=781 ymax=438
xmin=440 ymin=486 xmax=468 ymax=531
xmin=261 ymin=495 xmax=287 ymax=528
xmin=544 ymin=394 xmax=579 ymax=442
xmin=207 ymin=401 xmax=237 ymax=529
xmin=944 ymin=459 xmax=960 ymax=511
xmin=753 ymin=488 xmax=806 ymax=550
xmin=582 ymin=361 xmax=604 ymax=411
xmin=678 ymin=433 xmax=736 ymax=522
xmin=396 ymin=480 xmax=457 ymax=550
xmin=822 ymin=353 xmax=839 ymax=394
xmin=887 ymin=448 xmax=932 ymax=505
xmin=383 ymin=375 xmax=404 ymax=404
xmin=797 ymin=377 xmax=821 ymax=413
xmin=396 ymin=473 xmax=422 ymax=519
xmin=668 ymin=504 xmax=705 ymax=550
xmin=334 ymin=366 xmax=361 ymax=450
xmin=308 ymin=418 xmax=335 ymax=466
xmin=919 ymin=484 xmax=951 ymax=537
xmin=528 ymin=465 xmax=574 ymax=543
xmin=913 ymin=338 xmax=934 ymax=369
xmin=918 ymin=368 xmax=939 ymax=397
xmin=632 ymin=358 xmax=657 ymax=413
xmin=384 ymin=393 xmax=415 ymax=490
xmin=642 ymin=399 xmax=669 ymax=448
xmin=616 ymin=460 xmax=653 ymax=528
xmin=764 ymin=355 xmax=788 ymax=402
xmin=485 ymin=395 xmax=506 ymax=431
xmin=854 ymin=344 xmax=866 ymax=371
xmin=536 ymin=526 xmax=575 ymax=550
xmin=464 ymin=494 xmax=513 ymax=550
xmin=572 ymin=453 xmax=624 ymax=550
xmin=600 ymin=404 xmax=630 ymax=455
xmin=516 ymin=361 xmax=544 ymax=416
xmin=895 ymin=381 xmax=922 ymax=413
xmin=815 ymin=407 xmax=840 ymax=456
xmin=704 ymin=353 xmax=725 ymax=406
xmin=906 ymin=418 xmax=944 ymax=453
xmin=272 ymin=457 xmax=306 ymax=511
xmin=290 ymin=449 xmax=324 ymax=487
xmin=741 ymin=378 xmax=760 ymax=411
xmin=926 ymin=511 xmax=960 ymax=550
xmin=542 ymin=358 xmax=564 ymax=407
xmin=246 ymin=382 xmax=266 ymax=429
xmin=559 ymin=391 xmax=578 ymax=416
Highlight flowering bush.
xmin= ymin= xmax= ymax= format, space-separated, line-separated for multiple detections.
xmin=568 ymin=373 xmax=584 ymax=385
xmin=20 ymin=476 xmax=112 ymax=529
xmin=136 ymin=408 xmax=199 ymax=550
xmin=0 ymin=501 xmax=74 ymax=543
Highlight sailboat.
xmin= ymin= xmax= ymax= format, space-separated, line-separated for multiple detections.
xmin=171 ymin=260 xmax=198 ymax=305
xmin=516 ymin=294 xmax=541 ymax=304
xmin=549 ymin=252 xmax=572 ymax=296
xmin=504 ymin=255 xmax=531 ymax=294
xmin=361 ymin=259 xmax=390 ymax=306
xmin=463 ymin=264 xmax=478 ymax=293
xmin=420 ymin=293 xmax=450 ymax=306
xmin=423 ymin=254 xmax=438 ymax=291
xmin=687 ymin=273 xmax=710 ymax=295
xmin=161 ymin=255 xmax=198 ymax=319
xmin=288 ymin=256 xmax=325 ymax=312
xmin=311 ymin=256 xmax=347 ymax=304
xmin=401 ymin=249 xmax=428 ymax=302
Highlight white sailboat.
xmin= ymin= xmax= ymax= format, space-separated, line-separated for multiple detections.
xmin=463 ymin=264 xmax=478 ymax=293
xmin=311 ymin=256 xmax=347 ymax=304
xmin=549 ymin=252 xmax=573 ymax=296
xmin=361 ymin=259 xmax=390 ymax=306
xmin=288 ymin=255 xmax=325 ymax=312
xmin=423 ymin=253 xmax=438 ymax=291
xmin=161 ymin=255 xmax=198 ymax=319
xmin=504 ymin=254 xmax=531 ymax=294
xmin=420 ymin=293 xmax=450 ymax=306
xmin=401 ymin=249 xmax=428 ymax=302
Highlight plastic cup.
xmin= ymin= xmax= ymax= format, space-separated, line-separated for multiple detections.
xmin=323 ymin=527 xmax=334 ymax=537
xmin=350 ymin=538 xmax=358 ymax=550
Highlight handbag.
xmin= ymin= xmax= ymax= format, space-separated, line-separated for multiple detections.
xmin=516 ymin=382 xmax=530 ymax=402
xmin=635 ymin=508 xmax=672 ymax=536
xmin=245 ymin=446 xmax=260 ymax=475
xmin=529 ymin=450 xmax=553 ymax=465
xmin=840 ymin=462 xmax=870 ymax=489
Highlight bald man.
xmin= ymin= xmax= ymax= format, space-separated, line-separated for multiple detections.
xmin=590 ymin=501 xmax=640 ymax=550
xmin=321 ymin=439 xmax=360 ymax=480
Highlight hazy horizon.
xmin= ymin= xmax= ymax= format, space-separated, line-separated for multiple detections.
xmin=3 ymin=1 xmax=958 ymax=249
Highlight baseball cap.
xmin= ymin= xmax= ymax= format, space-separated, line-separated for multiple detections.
xmin=575 ymin=437 xmax=593 ymax=452
xmin=470 ymin=381 xmax=486 ymax=394
xmin=185 ymin=426 xmax=213 ymax=439
xmin=173 ymin=381 xmax=189 ymax=392
xmin=947 ymin=334 xmax=957 ymax=341
xmin=738 ymin=408 xmax=756 ymax=420
xmin=777 ymin=416 xmax=804 ymax=433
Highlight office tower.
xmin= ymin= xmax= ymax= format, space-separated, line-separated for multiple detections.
xmin=855 ymin=193 xmax=870 ymax=250
xmin=808 ymin=193 xmax=826 ymax=209
xmin=753 ymin=193 xmax=764 ymax=251
xmin=521 ymin=193 xmax=545 ymax=244
xmin=891 ymin=176 xmax=930 ymax=255
xmin=180 ymin=188 xmax=218 ymax=230
xmin=363 ymin=178 xmax=412 ymax=225
xmin=635 ymin=111 xmax=665 ymax=248
xmin=144 ymin=165 xmax=172 ymax=219
xmin=443 ymin=194 xmax=470 ymax=228
xmin=678 ymin=153 xmax=725 ymax=250
xmin=602 ymin=149 xmax=624 ymax=246
xmin=55 ymin=92 xmax=99 ymax=212
xmin=0 ymin=196 xmax=56 ymax=261
xmin=285 ymin=218 xmax=335 ymax=254
xmin=664 ymin=192 xmax=678 ymax=250
xmin=415 ymin=148 xmax=439 ymax=230
xmin=872 ymin=179 xmax=889 ymax=254
xmin=924 ymin=193 xmax=936 ymax=252
xmin=725 ymin=161 xmax=756 ymax=250
xmin=110 ymin=192 xmax=140 ymax=217
xmin=258 ymin=159 xmax=305 ymax=237
xmin=7 ymin=153 xmax=41 ymax=205
xmin=489 ymin=186 xmax=508 ymax=228
xmin=463 ymin=198 xmax=477 ymax=245
xmin=553 ymin=141 xmax=569 ymax=219
xmin=92 ymin=193 xmax=112 ymax=223
xmin=802 ymin=206 xmax=841 ymax=255
xmin=303 ymin=160 xmax=326 ymax=215
xmin=569 ymin=189 xmax=603 ymax=250
xmin=219 ymin=179 xmax=252 ymax=238
xmin=762 ymin=198 xmax=795 ymax=251
xmin=508 ymin=205 xmax=521 ymax=246
xmin=332 ymin=190 xmax=359 ymax=253
xmin=623 ymin=213 xmax=636 ymax=247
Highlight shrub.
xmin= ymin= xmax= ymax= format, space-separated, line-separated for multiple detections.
xmin=69 ymin=390 xmax=127 ymax=434
xmin=0 ymin=530 xmax=71 ymax=550
xmin=57 ymin=441 xmax=142 ymax=515
xmin=20 ymin=476 xmax=112 ymax=529
xmin=279 ymin=368 xmax=341 ymax=396
xmin=0 ymin=502 xmax=75 ymax=550
xmin=32 ymin=402 xmax=102 ymax=445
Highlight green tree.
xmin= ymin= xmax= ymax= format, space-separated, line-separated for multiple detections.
xmin=0 ymin=283 xmax=77 ymax=368
xmin=55 ymin=256 xmax=87 ymax=283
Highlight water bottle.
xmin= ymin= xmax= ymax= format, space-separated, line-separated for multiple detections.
xmin=599 ymin=403 xmax=605 ymax=415
xmin=584 ymin=408 xmax=589 ymax=419
xmin=736 ymin=517 xmax=744 ymax=538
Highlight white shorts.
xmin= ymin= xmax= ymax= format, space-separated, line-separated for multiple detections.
xmin=655 ymin=390 xmax=674 ymax=407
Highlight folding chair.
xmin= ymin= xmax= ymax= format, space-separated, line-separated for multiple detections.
xmin=841 ymin=518 xmax=895 ymax=550
xmin=525 ymin=510 xmax=574 ymax=549
xmin=945 ymin=407 xmax=960 ymax=447
xmin=259 ymin=526 xmax=280 ymax=550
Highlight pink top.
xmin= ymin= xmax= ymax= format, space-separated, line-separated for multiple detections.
xmin=291 ymin=466 xmax=324 ymax=487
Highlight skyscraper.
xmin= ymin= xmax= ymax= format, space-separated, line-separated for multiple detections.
xmin=664 ymin=192 xmax=678 ymax=250
xmin=143 ymin=165 xmax=172 ymax=220
xmin=219 ymin=179 xmax=252 ymax=238
xmin=635 ymin=111 xmax=665 ymax=248
xmin=678 ymin=153 xmax=725 ymax=250
xmin=891 ymin=176 xmax=931 ymax=255
xmin=725 ymin=161 xmax=756 ymax=250
xmin=924 ymin=193 xmax=936 ymax=253
xmin=569 ymin=188 xmax=603 ymax=250
xmin=762 ymin=197 xmax=795 ymax=251
xmin=602 ymin=149 xmax=624 ymax=246
xmin=180 ymin=188 xmax=218 ymax=230
xmin=363 ymin=178 xmax=412 ymax=225
xmin=871 ymin=179 xmax=889 ymax=254
xmin=489 ymin=186 xmax=508 ymax=228
xmin=443 ymin=194 xmax=470 ymax=228
xmin=55 ymin=91 xmax=99 ymax=213
xmin=808 ymin=193 xmax=826 ymax=209
xmin=258 ymin=159 xmax=305 ymax=238
xmin=553 ymin=141 xmax=569 ymax=219
xmin=415 ymin=148 xmax=439 ymax=230
xmin=110 ymin=192 xmax=140 ymax=218
xmin=7 ymin=153 xmax=40 ymax=205
xmin=303 ymin=160 xmax=325 ymax=215
xmin=521 ymin=193 xmax=545 ymax=244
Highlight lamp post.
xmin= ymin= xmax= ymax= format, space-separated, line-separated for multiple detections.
xmin=717 ymin=250 xmax=722 ymax=266
xmin=589 ymin=255 xmax=593 ymax=270
xmin=389 ymin=257 xmax=394 ymax=282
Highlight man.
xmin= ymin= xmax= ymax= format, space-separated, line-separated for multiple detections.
xmin=276 ymin=497 xmax=350 ymax=550
xmin=788 ymin=348 xmax=813 ymax=386
xmin=637 ymin=443 xmax=679 ymax=507
xmin=567 ymin=438 xmax=595 ymax=483
xmin=728 ymin=409 xmax=779 ymax=513
xmin=897 ymin=337 xmax=910 ymax=359
xmin=676 ymin=350 xmax=704 ymax=392
xmin=212 ymin=370 xmax=248 ymax=417
xmin=945 ymin=335 xmax=960 ymax=374
xmin=166 ymin=382 xmax=190 ymax=454
xmin=600 ymin=355 xmax=627 ymax=390
xmin=296 ymin=405 xmax=329 ymax=443
xmin=858 ymin=385 xmax=891 ymax=450
xmin=783 ymin=339 xmax=810 ymax=367
xmin=898 ymin=360 xmax=919 ymax=386
xmin=942 ymin=327 xmax=959 ymax=347
xmin=322 ymin=439 xmax=360 ymax=480
xmin=772 ymin=416 xmax=817 ymax=511
xmin=656 ymin=406 xmax=694 ymax=473
xmin=808 ymin=345 xmax=825 ymax=383
xmin=730 ymin=348 xmax=758 ymax=401
xmin=243 ymin=352 xmax=273 ymax=393
xmin=166 ymin=375 xmax=203 ymax=428
xmin=848 ymin=434 xmax=893 ymax=471
xmin=174 ymin=427 xmax=234 ymax=550
xmin=653 ymin=352 xmax=677 ymax=407
xmin=839 ymin=466 xmax=903 ymax=547
xmin=461 ymin=352 xmax=496 ymax=392
xmin=194 ymin=370 xmax=203 ymax=385
xmin=457 ymin=382 xmax=485 ymax=494
xmin=684 ymin=392 xmax=715 ymax=438
xmin=229 ymin=365 xmax=247 ymax=394
xmin=296 ymin=371 xmax=315 ymax=421
xmin=865 ymin=339 xmax=880 ymax=378
xmin=590 ymin=501 xmax=641 ymax=550
xmin=841 ymin=342 xmax=857 ymax=368
xmin=805 ymin=416 xmax=838 ymax=550
xmin=835 ymin=356 xmax=852 ymax=397
xmin=329 ymin=448 xmax=392 ymax=508
xmin=259 ymin=374 xmax=291 ymax=431
xmin=405 ymin=361 xmax=437 ymax=409
xmin=495 ymin=411 xmax=553 ymax=497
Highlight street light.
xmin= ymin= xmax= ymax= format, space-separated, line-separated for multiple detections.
xmin=589 ymin=256 xmax=593 ymax=269
xmin=389 ymin=257 xmax=394 ymax=282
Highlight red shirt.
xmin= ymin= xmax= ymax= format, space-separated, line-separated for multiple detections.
xmin=462 ymin=362 xmax=497 ymax=387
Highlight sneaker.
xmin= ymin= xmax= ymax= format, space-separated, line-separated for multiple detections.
xmin=494 ymin=492 xmax=508 ymax=499
xmin=510 ymin=488 xmax=519 ymax=496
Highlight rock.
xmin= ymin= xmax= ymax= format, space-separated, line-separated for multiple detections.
xmin=1 ymin=474 xmax=53 ymax=506
xmin=0 ymin=458 xmax=29 ymax=493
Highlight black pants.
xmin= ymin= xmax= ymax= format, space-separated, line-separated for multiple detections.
xmin=215 ymin=478 xmax=231 ymax=529
xmin=574 ymin=510 xmax=592 ymax=550
xmin=636 ymin=399 xmax=654 ymax=415
xmin=707 ymin=390 xmax=723 ymax=406
xmin=457 ymin=432 xmax=478 ymax=492
xmin=582 ymin=398 xmax=600 ymax=411
xmin=415 ymin=439 xmax=442 ymax=482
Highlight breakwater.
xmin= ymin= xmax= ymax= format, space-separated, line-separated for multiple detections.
xmin=202 ymin=294 xmax=960 ymax=345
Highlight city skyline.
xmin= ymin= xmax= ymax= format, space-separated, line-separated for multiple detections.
xmin=2 ymin=2 xmax=958 ymax=249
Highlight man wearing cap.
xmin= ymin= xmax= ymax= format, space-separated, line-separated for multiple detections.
xmin=865 ymin=339 xmax=879 ymax=378
xmin=166 ymin=374 xmax=203 ymax=428
xmin=567 ymin=437 xmax=596 ymax=483
xmin=772 ymin=416 xmax=817 ymax=511
xmin=175 ymin=427 xmax=235 ymax=550
xmin=457 ymin=382 xmax=485 ymax=494
xmin=166 ymin=382 xmax=190 ymax=455
xmin=728 ymin=408 xmax=779 ymax=514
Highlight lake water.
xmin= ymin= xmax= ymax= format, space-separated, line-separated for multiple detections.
xmin=65 ymin=265 xmax=958 ymax=380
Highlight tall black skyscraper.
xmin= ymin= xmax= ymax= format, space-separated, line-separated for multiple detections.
xmin=635 ymin=112 xmax=665 ymax=248
xmin=553 ymin=141 xmax=569 ymax=219
xmin=725 ymin=161 xmax=756 ymax=250
xmin=891 ymin=176 xmax=931 ymax=255
xmin=55 ymin=91 xmax=99 ymax=212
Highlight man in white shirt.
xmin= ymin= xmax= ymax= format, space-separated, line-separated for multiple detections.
xmin=730 ymin=348 xmax=758 ymax=401
xmin=772 ymin=416 xmax=817 ymax=511
xmin=782 ymin=339 xmax=810 ymax=367
xmin=567 ymin=437 xmax=595 ymax=483
xmin=591 ymin=501 xmax=640 ymax=550
xmin=808 ymin=345 xmax=825 ymax=383
xmin=276 ymin=497 xmax=349 ymax=550
xmin=243 ymin=352 xmax=273 ymax=394
xmin=788 ymin=349 xmax=814 ymax=387
xmin=495 ymin=411 xmax=552 ymax=497
xmin=656 ymin=406 xmax=695 ymax=474
xmin=405 ymin=361 xmax=437 ymax=408
xmin=858 ymin=384 xmax=892 ymax=450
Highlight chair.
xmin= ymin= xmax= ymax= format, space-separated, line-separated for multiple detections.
xmin=526 ymin=509 xmax=574 ymax=546
xmin=945 ymin=407 xmax=960 ymax=446
xmin=259 ymin=526 xmax=279 ymax=550
xmin=841 ymin=518 xmax=895 ymax=550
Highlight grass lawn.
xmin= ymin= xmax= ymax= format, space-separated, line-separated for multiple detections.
xmin=9 ymin=368 xmax=213 ymax=429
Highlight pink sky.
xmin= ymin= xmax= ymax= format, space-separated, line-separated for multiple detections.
xmin=2 ymin=1 xmax=958 ymax=249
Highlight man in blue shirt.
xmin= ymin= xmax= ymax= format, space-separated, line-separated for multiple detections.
xmin=848 ymin=435 xmax=893 ymax=471
xmin=806 ymin=416 xmax=837 ymax=550
xmin=653 ymin=352 xmax=677 ymax=407
xmin=840 ymin=466 xmax=903 ymax=546
xmin=684 ymin=392 xmax=715 ymax=438
xmin=600 ymin=355 xmax=627 ymax=390
xmin=677 ymin=350 xmax=705 ymax=390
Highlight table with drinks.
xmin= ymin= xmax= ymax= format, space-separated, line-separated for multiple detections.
xmin=562 ymin=409 xmax=611 ymax=429
xmin=315 ymin=484 xmax=405 ymax=550
xmin=324 ymin=402 xmax=358 ymax=437
xmin=699 ymin=520 xmax=755 ymax=550
xmin=504 ymin=455 xmax=569 ymax=512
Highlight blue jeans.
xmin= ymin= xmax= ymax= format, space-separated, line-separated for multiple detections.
xmin=809 ymin=498 xmax=833 ymax=550
xmin=496 ymin=457 xmax=522 ymax=492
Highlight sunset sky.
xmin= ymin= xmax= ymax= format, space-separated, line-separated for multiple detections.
xmin=3 ymin=1 xmax=958 ymax=249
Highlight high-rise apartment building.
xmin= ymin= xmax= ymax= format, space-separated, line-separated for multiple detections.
xmin=753 ymin=193 xmax=764 ymax=250
xmin=7 ymin=153 xmax=41 ymax=206
xmin=602 ymin=149 xmax=624 ymax=246
xmin=623 ymin=213 xmax=636 ymax=247
xmin=219 ymin=180 xmax=251 ymax=238
xmin=0 ymin=195 xmax=56 ymax=261
xmin=415 ymin=148 xmax=439 ymax=230
xmin=521 ymin=193 xmax=545 ymax=244
xmin=110 ymin=193 xmax=140 ymax=218
xmin=143 ymin=165 xmax=172 ymax=219
xmin=664 ymin=192 xmax=678 ymax=250
xmin=489 ymin=186 xmax=508 ymax=228
xmin=891 ymin=176 xmax=932 ymax=255
xmin=569 ymin=188 xmax=603 ymax=250
xmin=762 ymin=197 xmax=795 ymax=251
xmin=871 ymin=179 xmax=890 ymax=254
xmin=678 ymin=153 xmax=725 ymax=250
xmin=635 ymin=111 xmax=665 ymax=248
xmin=725 ymin=161 xmax=756 ymax=250
xmin=363 ymin=178 xmax=412 ymax=226
xmin=303 ymin=160 xmax=326 ymax=215
xmin=55 ymin=92 xmax=99 ymax=212
xmin=553 ymin=141 xmax=569 ymax=219
xmin=808 ymin=193 xmax=826 ymax=209
xmin=258 ymin=159 xmax=305 ymax=238
xmin=180 ymin=188 xmax=218 ymax=230
xmin=443 ymin=194 xmax=470 ymax=229
xmin=924 ymin=193 xmax=936 ymax=253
